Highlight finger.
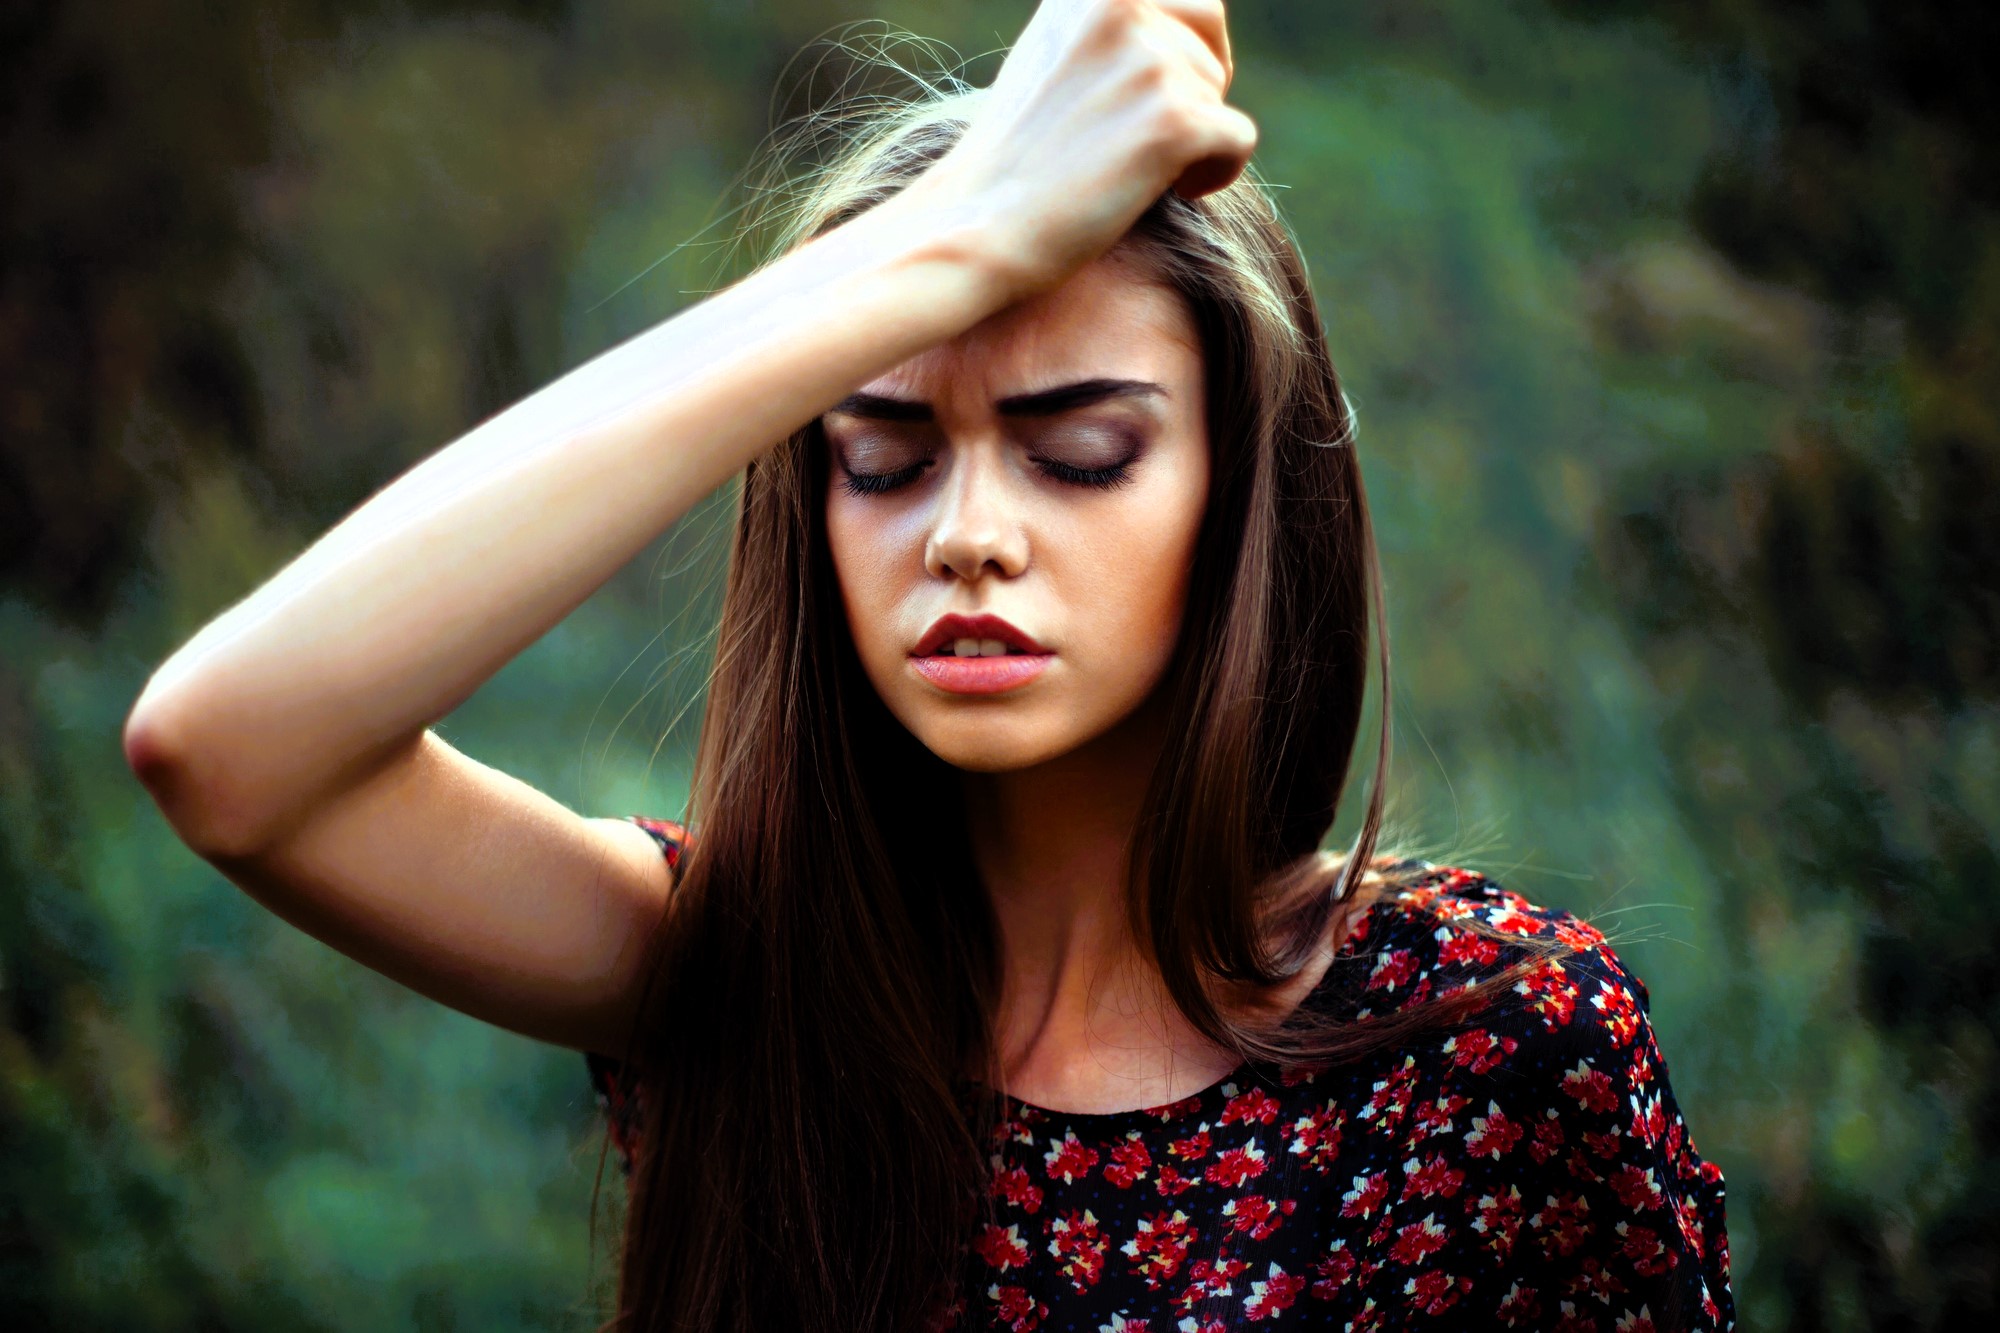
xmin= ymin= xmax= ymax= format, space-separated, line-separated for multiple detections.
xmin=1172 ymin=103 xmax=1257 ymax=199
xmin=1142 ymin=5 xmax=1229 ymax=95
xmin=1151 ymin=0 xmax=1232 ymax=92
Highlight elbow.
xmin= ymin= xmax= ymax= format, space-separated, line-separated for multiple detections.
xmin=123 ymin=687 xmax=277 ymax=861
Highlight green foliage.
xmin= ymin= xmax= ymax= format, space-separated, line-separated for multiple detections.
xmin=3 ymin=0 xmax=1992 ymax=1328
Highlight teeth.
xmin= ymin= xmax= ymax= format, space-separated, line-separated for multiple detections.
xmin=953 ymin=637 xmax=979 ymax=658
xmin=978 ymin=638 xmax=1007 ymax=657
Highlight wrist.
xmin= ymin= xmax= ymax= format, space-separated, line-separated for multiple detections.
xmin=857 ymin=172 xmax=1038 ymax=317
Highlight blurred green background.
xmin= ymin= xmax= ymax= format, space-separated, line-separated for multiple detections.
xmin=3 ymin=0 xmax=1994 ymax=1327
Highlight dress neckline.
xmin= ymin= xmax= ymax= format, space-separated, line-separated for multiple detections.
xmin=990 ymin=885 xmax=1391 ymax=1122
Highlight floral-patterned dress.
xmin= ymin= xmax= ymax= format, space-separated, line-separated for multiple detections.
xmin=589 ymin=817 xmax=1733 ymax=1332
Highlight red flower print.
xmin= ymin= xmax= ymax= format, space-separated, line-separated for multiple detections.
xmin=1465 ymin=1101 xmax=1524 ymax=1159
xmin=973 ymin=1223 xmax=1031 ymax=1272
xmin=1170 ymin=1126 xmax=1212 ymax=1161
xmin=1551 ymin=1300 xmax=1597 ymax=1333
xmin=1176 ymin=1251 xmax=1248 ymax=1311
xmin=1403 ymin=1269 xmax=1471 ymax=1315
xmin=1555 ymin=918 xmax=1606 ymax=950
xmin=1121 ymin=1209 xmax=1197 ymax=1289
xmin=1359 ymin=1056 xmax=1419 ymax=1132
xmin=1561 ymin=1059 xmax=1621 ymax=1115
xmin=1486 ymin=905 xmax=1543 ymax=936
xmin=1632 ymin=1091 xmax=1668 ymax=1148
xmin=1436 ymin=926 xmax=1501 ymax=969
xmin=1154 ymin=1164 xmax=1198 ymax=1198
xmin=990 ymin=1163 xmax=1045 ymax=1214
xmin=1532 ymin=1191 xmax=1593 ymax=1257
xmin=1609 ymin=1163 xmax=1664 ymax=1211
xmin=1105 ymin=1133 xmax=1151 ymax=1189
xmin=1616 ymin=1306 xmax=1659 ymax=1333
xmin=1430 ymin=892 xmax=1479 ymax=923
xmin=991 ymin=1116 xmax=1031 ymax=1150
xmin=1001 ymin=1107 xmax=1045 ymax=1146
xmin=1310 ymin=1241 xmax=1356 ymax=1300
xmin=1204 ymin=1140 xmax=1268 ymax=1189
xmin=1616 ymin=1221 xmax=1677 ymax=1277
xmin=1221 ymin=1085 xmax=1281 ymax=1126
xmin=1390 ymin=1213 xmax=1449 ymax=1265
xmin=1632 ymin=1043 xmax=1658 ymax=1086
xmin=1341 ymin=1170 xmax=1390 ymax=1219
xmin=1584 ymin=1128 xmax=1624 ymax=1160
xmin=1472 ymin=1185 xmax=1525 ymax=1259
xmin=985 ymin=1283 xmax=1046 ymax=1333
xmin=1097 ymin=1317 xmax=1150 ymax=1333
xmin=1147 ymin=1094 xmax=1203 ymax=1122
xmin=1047 ymin=1210 xmax=1107 ymax=1292
xmin=1287 ymin=1100 xmax=1345 ymax=1169
xmin=1221 ymin=1193 xmax=1296 ymax=1241
xmin=1566 ymin=1145 xmax=1606 ymax=1186
xmin=1244 ymin=1262 xmax=1305 ymax=1320
xmin=1516 ymin=961 xmax=1579 ymax=1028
xmin=1497 ymin=1281 xmax=1543 ymax=1326
xmin=1367 ymin=947 xmax=1419 ymax=991
xmin=1044 ymin=1132 xmax=1101 ymax=1184
xmin=1401 ymin=1152 xmax=1466 ymax=1201
xmin=1563 ymin=1255 xmax=1629 ymax=1306
xmin=1443 ymin=1027 xmax=1518 ymax=1074
xmin=1674 ymin=1195 xmax=1708 ymax=1259
xmin=1410 ymin=1092 xmax=1471 ymax=1141
xmin=1592 ymin=980 xmax=1642 ymax=1047
xmin=1531 ymin=1111 xmax=1567 ymax=1164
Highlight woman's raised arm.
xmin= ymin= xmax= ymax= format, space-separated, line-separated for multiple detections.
xmin=122 ymin=0 xmax=1252 ymax=1052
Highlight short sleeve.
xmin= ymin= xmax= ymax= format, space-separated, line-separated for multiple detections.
xmin=1458 ymin=937 xmax=1734 ymax=1331
xmin=1336 ymin=873 xmax=1734 ymax=1330
xmin=585 ymin=815 xmax=688 ymax=1175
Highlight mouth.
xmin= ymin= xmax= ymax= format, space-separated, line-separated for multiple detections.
xmin=911 ymin=614 xmax=1049 ymax=659
xmin=909 ymin=614 xmax=1053 ymax=695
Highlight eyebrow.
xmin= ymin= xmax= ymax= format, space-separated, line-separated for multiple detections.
xmin=826 ymin=377 xmax=1167 ymax=422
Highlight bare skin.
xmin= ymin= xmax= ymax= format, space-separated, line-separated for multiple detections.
xmin=826 ymin=257 xmax=1349 ymax=1111
xmin=122 ymin=0 xmax=1299 ymax=1101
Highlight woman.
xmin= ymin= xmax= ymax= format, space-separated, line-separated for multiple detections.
xmin=124 ymin=1 xmax=1731 ymax=1329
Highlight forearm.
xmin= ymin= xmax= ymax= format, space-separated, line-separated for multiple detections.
xmin=127 ymin=189 xmax=1005 ymax=855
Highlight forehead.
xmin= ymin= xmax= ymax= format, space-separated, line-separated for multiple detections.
xmin=853 ymin=254 xmax=1200 ymax=404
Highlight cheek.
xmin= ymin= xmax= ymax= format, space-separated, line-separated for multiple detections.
xmin=1060 ymin=467 xmax=1208 ymax=677
xmin=826 ymin=498 xmax=911 ymax=661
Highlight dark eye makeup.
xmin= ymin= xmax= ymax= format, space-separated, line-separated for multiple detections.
xmin=839 ymin=461 xmax=931 ymax=495
xmin=832 ymin=427 xmax=1146 ymax=497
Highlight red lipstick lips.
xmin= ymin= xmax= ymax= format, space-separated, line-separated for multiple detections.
xmin=910 ymin=614 xmax=1052 ymax=695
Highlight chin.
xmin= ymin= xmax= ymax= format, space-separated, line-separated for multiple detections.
xmin=903 ymin=714 xmax=1083 ymax=774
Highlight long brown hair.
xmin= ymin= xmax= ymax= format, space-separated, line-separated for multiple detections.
xmin=603 ymin=82 xmax=1471 ymax=1332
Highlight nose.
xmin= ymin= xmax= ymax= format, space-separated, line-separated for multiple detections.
xmin=923 ymin=444 xmax=1029 ymax=583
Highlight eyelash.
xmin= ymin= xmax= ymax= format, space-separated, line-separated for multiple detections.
xmin=1034 ymin=458 xmax=1137 ymax=490
xmin=839 ymin=463 xmax=927 ymax=496
xmin=838 ymin=457 xmax=1136 ymax=496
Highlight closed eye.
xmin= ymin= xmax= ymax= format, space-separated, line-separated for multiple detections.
xmin=1034 ymin=457 xmax=1137 ymax=489
xmin=838 ymin=460 xmax=931 ymax=496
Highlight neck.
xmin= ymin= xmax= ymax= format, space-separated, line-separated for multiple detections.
xmin=961 ymin=691 xmax=1231 ymax=1106
xmin=962 ymin=707 xmax=1159 ymax=993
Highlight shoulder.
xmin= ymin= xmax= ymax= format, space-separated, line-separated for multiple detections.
xmin=1339 ymin=864 xmax=1733 ymax=1328
xmin=1336 ymin=863 xmax=1620 ymax=1024
xmin=1343 ymin=863 xmax=1677 ymax=1106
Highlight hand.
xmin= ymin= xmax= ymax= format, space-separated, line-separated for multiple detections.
xmin=904 ymin=0 xmax=1257 ymax=301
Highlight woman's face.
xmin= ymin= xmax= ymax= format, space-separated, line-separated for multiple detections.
xmin=824 ymin=255 xmax=1210 ymax=773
